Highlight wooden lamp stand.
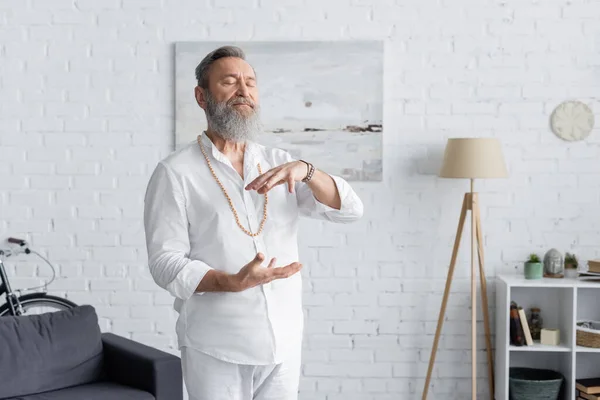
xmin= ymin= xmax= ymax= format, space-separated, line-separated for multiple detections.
xmin=421 ymin=137 xmax=507 ymax=400
xmin=422 ymin=180 xmax=494 ymax=400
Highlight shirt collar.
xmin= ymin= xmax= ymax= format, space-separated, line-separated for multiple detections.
xmin=199 ymin=131 xmax=261 ymax=170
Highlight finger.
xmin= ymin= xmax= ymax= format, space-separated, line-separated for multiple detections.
xmin=246 ymin=173 xmax=268 ymax=190
xmin=262 ymin=261 xmax=302 ymax=284
xmin=246 ymin=169 xmax=278 ymax=191
xmin=258 ymin=180 xmax=285 ymax=195
xmin=287 ymin=176 xmax=295 ymax=193
xmin=273 ymin=262 xmax=303 ymax=278
xmin=245 ymin=174 xmax=265 ymax=190
xmin=258 ymin=173 xmax=286 ymax=194
xmin=285 ymin=261 xmax=302 ymax=271
xmin=267 ymin=258 xmax=276 ymax=268
xmin=281 ymin=263 xmax=303 ymax=278
xmin=252 ymin=252 xmax=265 ymax=265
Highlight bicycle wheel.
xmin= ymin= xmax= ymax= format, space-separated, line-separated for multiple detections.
xmin=0 ymin=293 xmax=77 ymax=317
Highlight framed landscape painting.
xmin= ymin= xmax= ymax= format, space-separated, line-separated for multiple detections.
xmin=175 ymin=40 xmax=383 ymax=182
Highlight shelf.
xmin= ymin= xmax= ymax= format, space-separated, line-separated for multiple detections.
xmin=576 ymin=346 xmax=600 ymax=353
xmin=497 ymin=275 xmax=600 ymax=399
xmin=499 ymin=274 xmax=600 ymax=288
xmin=508 ymin=352 xmax=572 ymax=400
xmin=577 ymin=287 xmax=600 ymax=323
xmin=576 ymin=352 xmax=600 ymax=381
xmin=496 ymin=275 xmax=578 ymax=400
xmin=509 ymin=343 xmax=571 ymax=352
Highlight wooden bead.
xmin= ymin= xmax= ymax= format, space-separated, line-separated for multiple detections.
xmin=197 ymin=135 xmax=268 ymax=237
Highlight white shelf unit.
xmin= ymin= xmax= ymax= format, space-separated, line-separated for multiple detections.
xmin=495 ymin=274 xmax=600 ymax=400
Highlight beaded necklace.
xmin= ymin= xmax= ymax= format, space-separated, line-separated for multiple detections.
xmin=197 ymin=135 xmax=268 ymax=237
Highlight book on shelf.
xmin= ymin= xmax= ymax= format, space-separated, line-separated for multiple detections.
xmin=577 ymin=390 xmax=600 ymax=400
xmin=518 ymin=306 xmax=534 ymax=346
xmin=578 ymin=270 xmax=600 ymax=281
xmin=509 ymin=301 xmax=537 ymax=346
xmin=510 ymin=301 xmax=525 ymax=346
xmin=588 ymin=260 xmax=600 ymax=274
xmin=577 ymin=378 xmax=600 ymax=395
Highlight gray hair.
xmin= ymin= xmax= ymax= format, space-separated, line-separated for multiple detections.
xmin=195 ymin=45 xmax=248 ymax=89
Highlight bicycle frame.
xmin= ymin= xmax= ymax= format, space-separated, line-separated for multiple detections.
xmin=0 ymin=251 xmax=24 ymax=316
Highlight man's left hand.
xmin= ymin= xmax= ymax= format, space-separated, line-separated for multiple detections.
xmin=245 ymin=161 xmax=307 ymax=194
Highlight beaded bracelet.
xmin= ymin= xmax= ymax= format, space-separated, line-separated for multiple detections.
xmin=300 ymin=160 xmax=315 ymax=183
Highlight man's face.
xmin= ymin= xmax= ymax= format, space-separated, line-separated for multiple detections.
xmin=195 ymin=56 xmax=262 ymax=142
xmin=197 ymin=56 xmax=259 ymax=117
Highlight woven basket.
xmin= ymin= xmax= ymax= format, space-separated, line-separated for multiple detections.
xmin=509 ymin=367 xmax=564 ymax=400
xmin=577 ymin=320 xmax=600 ymax=348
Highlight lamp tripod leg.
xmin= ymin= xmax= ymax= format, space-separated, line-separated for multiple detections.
xmin=474 ymin=196 xmax=495 ymax=399
xmin=471 ymin=193 xmax=477 ymax=400
xmin=422 ymin=195 xmax=469 ymax=400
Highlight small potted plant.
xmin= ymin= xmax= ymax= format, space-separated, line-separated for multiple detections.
xmin=525 ymin=253 xmax=543 ymax=279
xmin=564 ymin=252 xmax=579 ymax=279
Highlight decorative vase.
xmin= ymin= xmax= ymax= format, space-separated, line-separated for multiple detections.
xmin=564 ymin=266 xmax=578 ymax=279
xmin=529 ymin=308 xmax=543 ymax=341
xmin=525 ymin=262 xmax=543 ymax=279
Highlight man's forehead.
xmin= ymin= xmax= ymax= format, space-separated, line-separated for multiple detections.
xmin=213 ymin=57 xmax=255 ymax=77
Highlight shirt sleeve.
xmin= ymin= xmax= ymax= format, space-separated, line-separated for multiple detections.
xmin=281 ymin=152 xmax=364 ymax=223
xmin=143 ymin=161 xmax=213 ymax=300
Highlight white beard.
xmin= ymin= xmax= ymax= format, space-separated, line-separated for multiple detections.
xmin=204 ymin=91 xmax=262 ymax=143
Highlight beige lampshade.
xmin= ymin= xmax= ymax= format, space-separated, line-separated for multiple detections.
xmin=439 ymin=138 xmax=508 ymax=179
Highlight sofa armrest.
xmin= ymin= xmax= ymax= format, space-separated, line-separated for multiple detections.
xmin=101 ymin=332 xmax=183 ymax=400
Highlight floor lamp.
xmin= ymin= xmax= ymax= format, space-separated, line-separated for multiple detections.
xmin=422 ymin=138 xmax=508 ymax=400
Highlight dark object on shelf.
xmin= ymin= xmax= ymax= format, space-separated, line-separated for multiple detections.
xmin=510 ymin=301 xmax=525 ymax=345
xmin=509 ymin=367 xmax=564 ymax=400
xmin=576 ymin=377 xmax=600 ymax=394
xmin=529 ymin=307 xmax=543 ymax=341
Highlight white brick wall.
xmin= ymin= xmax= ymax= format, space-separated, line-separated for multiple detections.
xmin=1 ymin=0 xmax=600 ymax=398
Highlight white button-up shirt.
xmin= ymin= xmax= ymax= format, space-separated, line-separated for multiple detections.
xmin=143 ymin=131 xmax=363 ymax=365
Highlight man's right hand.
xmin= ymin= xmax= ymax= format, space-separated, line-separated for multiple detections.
xmin=231 ymin=253 xmax=302 ymax=292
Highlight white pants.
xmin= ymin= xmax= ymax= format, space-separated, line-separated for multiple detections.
xmin=181 ymin=347 xmax=301 ymax=400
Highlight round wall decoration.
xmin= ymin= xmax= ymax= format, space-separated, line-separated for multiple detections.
xmin=550 ymin=100 xmax=595 ymax=141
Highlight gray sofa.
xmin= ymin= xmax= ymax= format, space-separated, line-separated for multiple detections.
xmin=0 ymin=304 xmax=183 ymax=399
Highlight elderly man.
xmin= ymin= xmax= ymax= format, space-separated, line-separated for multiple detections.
xmin=143 ymin=45 xmax=363 ymax=400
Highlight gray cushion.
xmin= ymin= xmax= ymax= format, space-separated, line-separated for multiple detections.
xmin=0 ymin=305 xmax=104 ymax=399
xmin=6 ymin=382 xmax=155 ymax=400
